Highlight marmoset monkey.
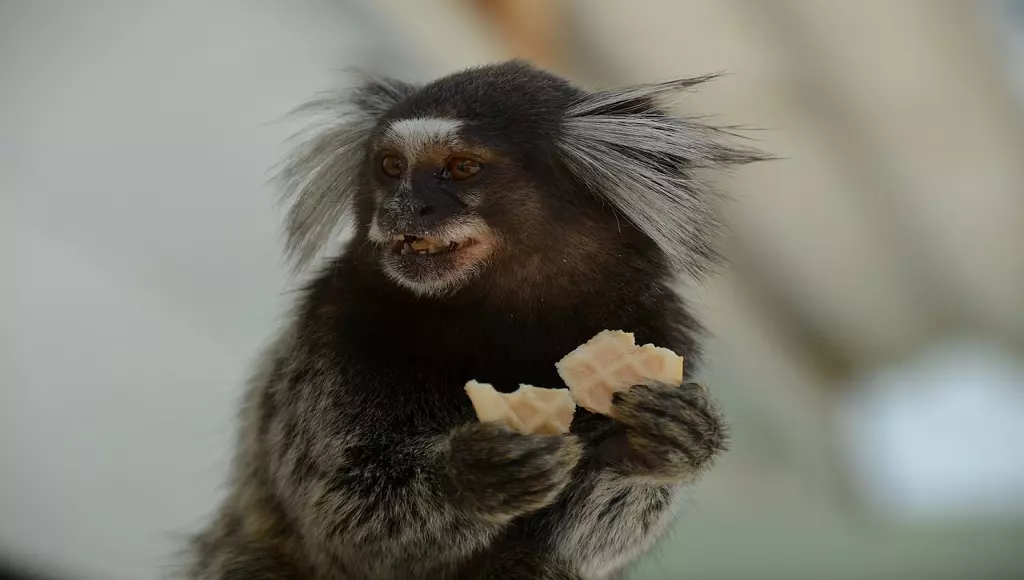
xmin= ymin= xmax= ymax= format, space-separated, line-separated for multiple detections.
xmin=187 ymin=60 xmax=763 ymax=580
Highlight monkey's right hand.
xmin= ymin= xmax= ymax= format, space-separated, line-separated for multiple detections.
xmin=445 ymin=422 xmax=583 ymax=519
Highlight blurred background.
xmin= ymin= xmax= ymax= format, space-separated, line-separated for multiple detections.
xmin=2 ymin=1 xmax=1023 ymax=579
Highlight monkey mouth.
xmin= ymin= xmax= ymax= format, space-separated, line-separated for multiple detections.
xmin=388 ymin=234 xmax=476 ymax=256
xmin=374 ymin=217 xmax=495 ymax=296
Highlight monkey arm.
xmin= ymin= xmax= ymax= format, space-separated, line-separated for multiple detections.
xmin=264 ymin=392 xmax=582 ymax=577
xmin=548 ymin=383 xmax=727 ymax=576
xmin=545 ymin=461 xmax=683 ymax=576
xmin=265 ymin=424 xmax=506 ymax=576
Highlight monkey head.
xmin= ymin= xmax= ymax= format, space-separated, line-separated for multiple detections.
xmin=278 ymin=61 xmax=762 ymax=299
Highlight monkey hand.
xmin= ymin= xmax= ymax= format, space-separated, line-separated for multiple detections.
xmin=611 ymin=383 xmax=728 ymax=482
xmin=446 ymin=422 xmax=583 ymax=519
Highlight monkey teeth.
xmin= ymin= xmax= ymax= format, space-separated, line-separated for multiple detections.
xmin=392 ymin=235 xmax=471 ymax=256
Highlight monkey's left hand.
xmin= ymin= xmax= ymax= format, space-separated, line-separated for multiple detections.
xmin=609 ymin=383 xmax=728 ymax=481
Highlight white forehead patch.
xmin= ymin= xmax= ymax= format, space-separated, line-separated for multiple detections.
xmin=384 ymin=117 xmax=462 ymax=157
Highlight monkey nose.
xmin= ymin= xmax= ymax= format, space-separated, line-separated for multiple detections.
xmin=407 ymin=191 xmax=463 ymax=229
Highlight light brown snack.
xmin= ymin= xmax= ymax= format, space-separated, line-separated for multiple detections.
xmin=464 ymin=380 xmax=576 ymax=435
xmin=555 ymin=330 xmax=684 ymax=416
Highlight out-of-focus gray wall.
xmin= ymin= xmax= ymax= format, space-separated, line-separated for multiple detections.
xmin=0 ymin=2 xmax=399 ymax=578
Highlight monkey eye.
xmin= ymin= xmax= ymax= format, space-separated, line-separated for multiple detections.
xmin=381 ymin=155 xmax=404 ymax=178
xmin=445 ymin=157 xmax=482 ymax=180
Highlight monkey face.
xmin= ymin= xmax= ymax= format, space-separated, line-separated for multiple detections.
xmin=359 ymin=66 xmax=586 ymax=297
xmin=365 ymin=120 xmax=502 ymax=296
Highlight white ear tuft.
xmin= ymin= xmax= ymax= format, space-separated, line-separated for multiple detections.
xmin=557 ymin=75 xmax=766 ymax=277
xmin=274 ymin=73 xmax=416 ymax=272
